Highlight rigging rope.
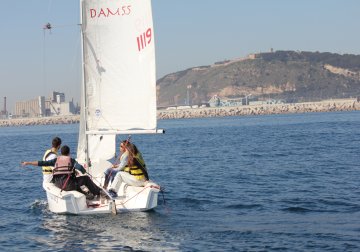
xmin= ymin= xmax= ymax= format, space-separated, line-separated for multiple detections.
xmin=47 ymin=0 xmax=53 ymax=20
xmin=42 ymin=25 xmax=49 ymax=98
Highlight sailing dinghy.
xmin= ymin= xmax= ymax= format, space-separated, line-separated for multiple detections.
xmin=43 ymin=0 xmax=163 ymax=215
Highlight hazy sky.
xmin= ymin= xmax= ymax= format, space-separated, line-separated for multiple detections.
xmin=1 ymin=0 xmax=360 ymax=112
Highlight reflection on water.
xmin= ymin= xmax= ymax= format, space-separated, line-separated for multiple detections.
xmin=38 ymin=207 xmax=180 ymax=251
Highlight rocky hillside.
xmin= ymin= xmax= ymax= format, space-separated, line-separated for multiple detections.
xmin=156 ymin=51 xmax=360 ymax=106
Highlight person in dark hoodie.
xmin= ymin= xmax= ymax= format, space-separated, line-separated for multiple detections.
xmin=22 ymin=145 xmax=102 ymax=199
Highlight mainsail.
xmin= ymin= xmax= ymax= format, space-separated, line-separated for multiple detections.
xmin=77 ymin=0 xmax=157 ymax=164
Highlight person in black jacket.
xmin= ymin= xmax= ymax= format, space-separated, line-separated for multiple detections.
xmin=22 ymin=145 xmax=101 ymax=199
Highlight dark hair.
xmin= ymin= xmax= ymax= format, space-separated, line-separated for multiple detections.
xmin=60 ymin=145 xmax=70 ymax=156
xmin=52 ymin=137 xmax=62 ymax=148
xmin=126 ymin=143 xmax=141 ymax=165
xmin=132 ymin=143 xmax=139 ymax=155
xmin=126 ymin=143 xmax=136 ymax=166
xmin=121 ymin=140 xmax=130 ymax=146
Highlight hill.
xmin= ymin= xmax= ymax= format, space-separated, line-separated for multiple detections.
xmin=156 ymin=51 xmax=360 ymax=106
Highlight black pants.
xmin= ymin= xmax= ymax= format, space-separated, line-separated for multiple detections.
xmin=52 ymin=175 xmax=100 ymax=196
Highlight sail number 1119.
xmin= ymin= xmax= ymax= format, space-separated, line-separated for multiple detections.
xmin=137 ymin=28 xmax=152 ymax=52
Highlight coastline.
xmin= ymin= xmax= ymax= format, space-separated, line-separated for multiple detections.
xmin=1 ymin=98 xmax=359 ymax=127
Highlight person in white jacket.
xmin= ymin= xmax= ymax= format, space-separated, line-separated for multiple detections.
xmin=108 ymin=143 xmax=149 ymax=198
xmin=102 ymin=140 xmax=129 ymax=189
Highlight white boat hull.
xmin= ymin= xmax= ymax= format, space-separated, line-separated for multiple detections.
xmin=43 ymin=181 xmax=160 ymax=215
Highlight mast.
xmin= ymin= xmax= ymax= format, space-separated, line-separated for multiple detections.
xmin=79 ymin=0 xmax=90 ymax=166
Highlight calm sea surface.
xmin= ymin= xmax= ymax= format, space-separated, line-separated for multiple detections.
xmin=0 ymin=111 xmax=359 ymax=251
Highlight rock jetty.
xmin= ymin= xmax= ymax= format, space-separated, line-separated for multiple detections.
xmin=0 ymin=99 xmax=359 ymax=127
xmin=158 ymin=99 xmax=360 ymax=119
xmin=0 ymin=115 xmax=80 ymax=127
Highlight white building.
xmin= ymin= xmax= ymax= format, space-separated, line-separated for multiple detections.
xmin=14 ymin=91 xmax=76 ymax=118
xmin=14 ymin=96 xmax=45 ymax=118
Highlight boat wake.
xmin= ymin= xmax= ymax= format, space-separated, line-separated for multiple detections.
xmin=28 ymin=199 xmax=50 ymax=214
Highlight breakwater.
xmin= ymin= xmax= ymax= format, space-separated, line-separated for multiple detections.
xmin=1 ymin=99 xmax=359 ymax=127
xmin=0 ymin=115 xmax=80 ymax=127
xmin=159 ymin=99 xmax=360 ymax=119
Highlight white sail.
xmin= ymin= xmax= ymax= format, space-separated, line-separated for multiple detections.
xmin=77 ymin=0 xmax=157 ymax=163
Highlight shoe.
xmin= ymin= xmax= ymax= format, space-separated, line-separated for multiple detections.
xmin=100 ymin=190 xmax=108 ymax=197
xmin=108 ymin=189 xmax=118 ymax=198
xmin=86 ymin=193 xmax=95 ymax=200
xmin=92 ymin=194 xmax=100 ymax=201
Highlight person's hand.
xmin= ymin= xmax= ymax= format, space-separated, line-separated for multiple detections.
xmin=21 ymin=161 xmax=27 ymax=166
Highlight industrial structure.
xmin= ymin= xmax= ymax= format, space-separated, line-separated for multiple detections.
xmin=208 ymin=95 xmax=251 ymax=107
xmin=0 ymin=97 xmax=8 ymax=119
xmin=13 ymin=91 xmax=77 ymax=118
xmin=14 ymin=96 xmax=45 ymax=118
xmin=208 ymin=94 xmax=284 ymax=107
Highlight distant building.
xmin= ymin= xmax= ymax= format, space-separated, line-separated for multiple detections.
xmin=15 ymin=96 xmax=45 ymax=118
xmin=209 ymin=95 xmax=221 ymax=107
xmin=51 ymin=91 xmax=65 ymax=103
xmin=248 ymin=53 xmax=261 ymax=60
xmin=14 ymin=91 xmax=76 ymax=118
xmin=45 ymin=99 xmax=76 ymax=116
xmin=208 ymin=95 xmax=252 ymax=107
xmin=0 ymin=96 xmax=8 ymax=119
xmin=221 ymin=98 xmax=245 ymax=107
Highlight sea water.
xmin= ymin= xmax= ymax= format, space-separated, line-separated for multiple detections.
xmin=0 ymin=111 xmax=359 ymax=251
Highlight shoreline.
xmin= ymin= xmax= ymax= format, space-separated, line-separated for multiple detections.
xmin=1 ymin=99 xmax=359 ymax=127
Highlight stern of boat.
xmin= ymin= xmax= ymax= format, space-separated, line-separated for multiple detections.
xmin=43 ymin=183 xmax=87 ymax=214
xmin=115 ymin=181 xmax=160 ymax=211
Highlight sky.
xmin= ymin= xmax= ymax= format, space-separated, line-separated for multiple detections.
xmin=1 ymin=0 xmax=360 ymax=112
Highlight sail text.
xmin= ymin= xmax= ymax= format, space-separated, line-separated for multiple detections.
xmin=90 ymin=6 xmax=131 ymax=18
xmin=137 ymin=28 xmax=152 ymax=52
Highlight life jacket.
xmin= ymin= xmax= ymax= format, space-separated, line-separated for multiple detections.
xmin=42 ymin=149 xmax=57 ymax=175
xmin=124 ymin=156 xmax=149 ymax=180
xmin=53 ymin=156 xmax=73 ymax=176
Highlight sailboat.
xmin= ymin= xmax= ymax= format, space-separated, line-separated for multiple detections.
xmin=43 ymin=0 xmax=163 ymax=215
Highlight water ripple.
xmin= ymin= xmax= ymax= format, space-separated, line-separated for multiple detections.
xmin=1 ymin=112 xmax=360 ymax=251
